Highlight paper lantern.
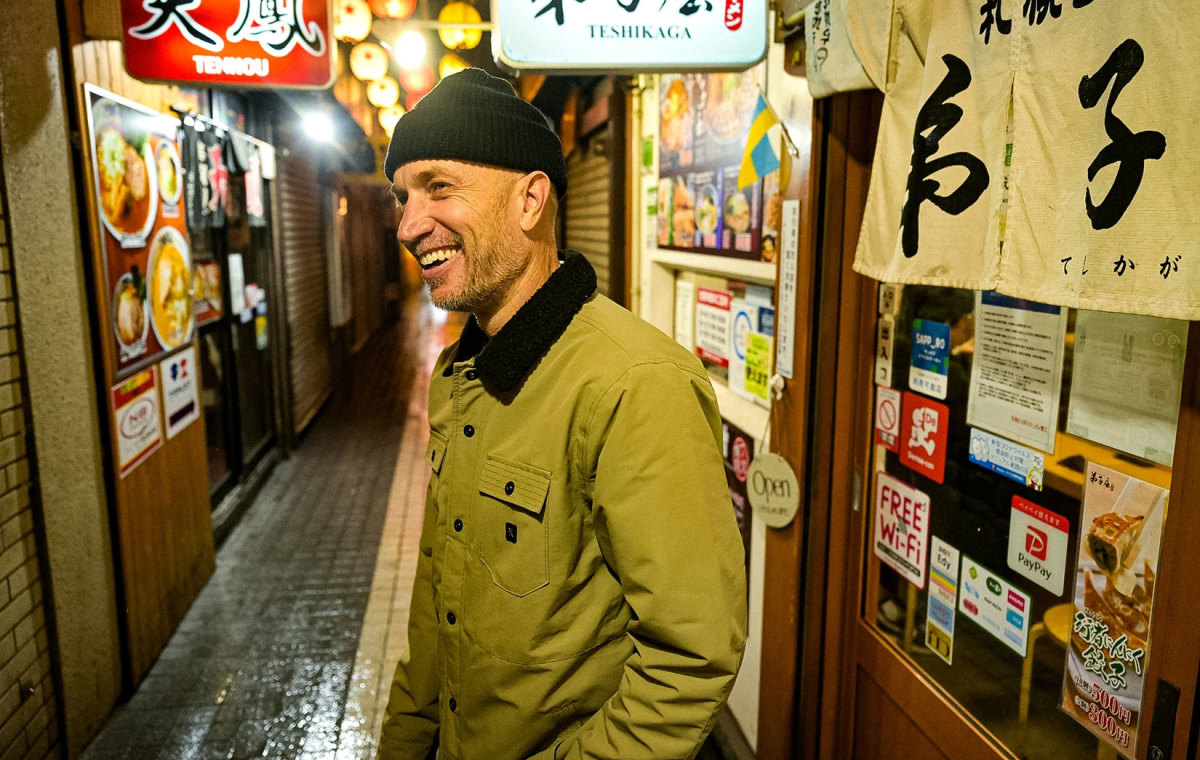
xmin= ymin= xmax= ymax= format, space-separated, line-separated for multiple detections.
xmin=369 ymin=0 xmax=417 ymax=19
xmin=367 ymin=76 xmax=401 ymax=107
xmin=437 ymin=2 xmax=482 ymax=50
xmin=349 ymin=41 xmax=389 ymax=81
xmin=399 ymin=64 xmax=435 ymax=96
xmin=379 ymin=105 xmax=406 ymax=134
xmin=334 ymin=0 xmax=372 ymax=42
xmin=438 ymin=53 xmax=470 ymax=80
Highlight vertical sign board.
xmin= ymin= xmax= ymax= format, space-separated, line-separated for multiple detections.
xmin=873 ymin=472 xmax=930 ymax=589
xmin=1007 ymin=495 xmax=1068 ymax=596
xmin=1062 ymin=464 xmax=1168 ymax=757
xmin=160 ymin=347 xmax=200 ymax=440
xmin=925 ymin=536 xmax=960 ymax=665
xmin=119 ymin=0 xmax=335 ymax=88
xmin=910 ymin=319 xmax=950 ymax=400
xmin=112 ymin=369 xmax=163 ymax=478
xmin=874 ymin=385 xmax=902 ymax=452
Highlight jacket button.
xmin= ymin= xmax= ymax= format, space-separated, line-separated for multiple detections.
xmin=446 ymin=611 xmax=456 ymax=625
xmin=504 ymin=481 xmax=515 ymax=496
xmin=463 ymin=424 xmax=475 ymax=437
xmin=465 ymin=369 xmax=478 ymax=381
xmin=449 ymin=698 xmax=457 ymax=712
xmin=453 ymin=518 xmax=463 ymax=532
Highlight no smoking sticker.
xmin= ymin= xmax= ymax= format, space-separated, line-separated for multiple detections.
xmin=875 ymin=385 xmax=902 ymax=452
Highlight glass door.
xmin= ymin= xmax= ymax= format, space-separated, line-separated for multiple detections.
xmin=849 ymin=283 xmax=1191 ymax=759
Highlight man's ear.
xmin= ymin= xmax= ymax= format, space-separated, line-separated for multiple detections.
xmin=516 ymin=171 xmax=553 ymax=233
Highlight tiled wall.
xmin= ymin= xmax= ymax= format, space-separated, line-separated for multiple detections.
xmin=0 ymin=147 xmax=60 ymax=759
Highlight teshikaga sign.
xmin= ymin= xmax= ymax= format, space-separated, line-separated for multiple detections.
xmin=491 ymin=0 xmax=766 ymax=72
xmin=121 ymin=0 xmax=335 ymax=88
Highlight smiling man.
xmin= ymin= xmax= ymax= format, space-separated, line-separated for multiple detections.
xmin=377 ymin=68 xmax=747 ymax=760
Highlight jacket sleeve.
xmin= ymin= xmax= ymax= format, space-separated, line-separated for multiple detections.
xmin=377 ymin=504 xmax=440 ymax=760
xmin=536 ymin=361 xmax=748 ymax=760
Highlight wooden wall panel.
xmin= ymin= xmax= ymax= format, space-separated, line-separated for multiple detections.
xmin=70 ymin=38 xmax=215 ymax=685
xmin=853 ymin=667 xmax=948 ymax=760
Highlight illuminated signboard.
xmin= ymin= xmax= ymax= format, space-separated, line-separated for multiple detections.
xmin=491 ymin=0 xmax=767 ymax=73
xmin=120 ymin=0 xmax=335 ymax=89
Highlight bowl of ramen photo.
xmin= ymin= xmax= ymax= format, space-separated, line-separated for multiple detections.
xmin=156 ymin=141 xmax=182 ymax=207
xmin=95 ymin=125 xmax=158 ymax=248
xmin=724 ymin=191 xmax=752 ymax=234
xmin=660 ymin=77 xmax=693 ymax=155
xmin=695 ymin=185 xmax=719 ymax=236
xmin=112 ymin=268 xmax=149 ymax=359
xmin=147 ymin=227 xmax=194 ymax=350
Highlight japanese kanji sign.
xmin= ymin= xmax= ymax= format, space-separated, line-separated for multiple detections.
xmin=492 ymin=0 xmax=767 ymax=72
xmin=846 ymin=0 xmax=1200 ymax=320
xmin=121 ymin=0 xmax=335 ymax=88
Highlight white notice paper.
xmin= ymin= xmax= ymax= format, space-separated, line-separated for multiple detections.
xmin=674 ymin=279 xmax=696 ymax=353
xmin=776 ymin=199 xmax=800 ymax=379
xmin=967 ymin=291 xmax=1067 ymax=453
xmin=1067 ymin=311 xmax=1188 ymax=466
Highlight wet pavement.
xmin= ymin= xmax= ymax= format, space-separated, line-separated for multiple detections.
xmin=81 ymin=301 xmax=444 ymax=760
xmin=80 ymin=298 xmax=733 ymax=760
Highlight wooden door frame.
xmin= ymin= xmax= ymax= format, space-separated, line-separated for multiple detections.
xmin=802 ymin=89 xmax=1200 ymax=760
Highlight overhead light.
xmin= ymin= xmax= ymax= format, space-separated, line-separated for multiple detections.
xmin=393 ymin=30 xmax=427 ymax=70
xmin=303 ymin=112 xmax=334 ymax=141
xmin=379 ymin=105 xmax=406 ymax=134
xmin=333 ymin=0 xmax=372 ymax=42
xmin=438 ymin=53 xmax=470 ymax=80
xmin=367 ymin=76 xmax=401 ymax=108
xmin=368 ymin=0 xmax=416 ymax=19
xmin=437 ymin=2 xmax=483 ymax=50
xmin=399 ymin=64 xmax=435 ymax=97
xmin=349 ymin=41 xmax=389 ymax=81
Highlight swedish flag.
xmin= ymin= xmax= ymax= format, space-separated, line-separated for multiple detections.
xmin=738 ymin=94 xmax=780 ymax=190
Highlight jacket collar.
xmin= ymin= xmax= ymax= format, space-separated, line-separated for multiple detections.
xmin=447 ymin=250 xmax=597 ymax=392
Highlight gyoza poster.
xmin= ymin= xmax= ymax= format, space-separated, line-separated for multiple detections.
xmin=1061 ymin=463 xmax=1168 ymax=757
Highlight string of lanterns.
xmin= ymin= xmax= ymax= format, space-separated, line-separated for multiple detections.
xmin=333 ymin=0 xmax=485 ymax=133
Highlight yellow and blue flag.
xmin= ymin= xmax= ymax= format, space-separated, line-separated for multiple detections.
xmin=738 ymin=94 xmax=780 ymax=190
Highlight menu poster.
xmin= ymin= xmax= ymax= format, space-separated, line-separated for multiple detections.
xmin=695 ymin=287 xmax=732 ymax=368
xmin=85 ymin=86 xmax=196 ymax=379
xmin=1061 ymin=464 xmax=1168 ymax=757
xmin=658 ymin=67 xmax=770 ymax=261
xmin=966 ymin=291 xmax=1067 ymax=454
xmin=1066 ymin=311 xmax=1188 ymax=467
xmin=192 ymin=260 xmax=223 ymax=326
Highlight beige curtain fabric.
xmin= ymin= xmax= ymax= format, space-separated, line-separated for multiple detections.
xmin=805 ymin=0 xmax=876 ymax=98
xmin=845 ymin=0 xmax=1199 ymax=320
xmin=853 ymin=0 xmax=1009 ymax=290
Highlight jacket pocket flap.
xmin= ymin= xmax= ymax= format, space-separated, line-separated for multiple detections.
xmin=425 ymin=430 xmax=448 ymax=475
xmin=480 ymin=456 xmax=551 ymax=516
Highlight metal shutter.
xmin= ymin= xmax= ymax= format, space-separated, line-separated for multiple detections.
xmin=565 ymin=143 xmax=612 ymax=298
xmin=275 ymin=147 xmax=332 ymax=434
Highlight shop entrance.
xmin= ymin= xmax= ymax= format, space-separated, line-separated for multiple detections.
xmin=805 ymin=92 xmax=1200 ymax=760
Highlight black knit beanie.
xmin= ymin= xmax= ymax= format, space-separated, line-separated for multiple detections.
xmin=384 ymin=68 xmax=567 ymax=198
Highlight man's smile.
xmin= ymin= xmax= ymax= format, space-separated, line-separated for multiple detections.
xmin=416 ymin=245 xmax=460 ymax=270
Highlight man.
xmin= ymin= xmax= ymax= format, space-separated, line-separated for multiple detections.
xmin=379 ymin=68 xmax=747 ymax=760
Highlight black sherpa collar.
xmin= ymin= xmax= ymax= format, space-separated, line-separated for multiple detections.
xmin=447 ymin=250 xmax=597 ymax=392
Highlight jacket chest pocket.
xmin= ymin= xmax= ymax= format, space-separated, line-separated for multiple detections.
xmin=476 ymin=455 xmax=551 ymax=597
xmin=420 ymin=430 xmax=448 ymax=556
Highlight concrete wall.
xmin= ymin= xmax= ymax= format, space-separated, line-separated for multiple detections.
xmin=0 ymin=2 xmax=123 ymax=756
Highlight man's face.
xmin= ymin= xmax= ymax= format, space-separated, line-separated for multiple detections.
xmin=391 ymin=160 xmax=526 ymax=314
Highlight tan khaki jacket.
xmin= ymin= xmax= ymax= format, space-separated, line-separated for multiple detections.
xmin=379 ymin=253 xmax=748 ymax=760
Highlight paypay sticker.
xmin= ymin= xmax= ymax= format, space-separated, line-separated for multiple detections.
xmin=1006 ymin=495 xmax=1069 ymax=596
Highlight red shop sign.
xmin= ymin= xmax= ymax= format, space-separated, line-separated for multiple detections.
xmin=120 ymin=0 xmax=335 ymax=89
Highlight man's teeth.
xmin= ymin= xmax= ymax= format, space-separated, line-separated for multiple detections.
xmin=418 ymin=248 xmax=457 ymax=267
